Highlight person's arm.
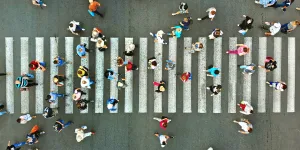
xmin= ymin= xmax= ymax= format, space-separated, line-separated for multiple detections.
xmin=32 ymin=0 xmax=40 ymax=6
xmin=238 ymin=130 xmax=249 ymax=134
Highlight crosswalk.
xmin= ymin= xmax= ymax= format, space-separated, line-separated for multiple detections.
xmin=4 ymin=37 xmax=296 ymax=114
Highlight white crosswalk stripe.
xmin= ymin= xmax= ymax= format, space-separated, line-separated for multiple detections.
xmin=4 ymin=37 xmax=296 ymax=114
xmin=80 ymin=37 xmax=89 ymax=114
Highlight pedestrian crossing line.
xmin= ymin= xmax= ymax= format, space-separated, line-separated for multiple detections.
xmin=228 ymin=37 xmax=237 ymax=113
xmin=50 ymin=37 xmax=59 ymax=108
xmin=183 ymin=37 xmax=192 ymax=113
xmin=168 ymin=38 xmax=177 ymax=113
xmin=258 ymin=37 xmax=267 ymax=113
xmin=65 ymin=37 xmax=74 ymax=114
xmin=243 ymin=37 xmax=252 ymax=104
xmin=273 ymin=37 xmax=281 ymax=113
xmin=110 ymin=38 xmax=119 ymax=113
xmin=5 ymin=37 xmax=14 ymax=114
xmin=213 ymin=38 xmax=222 ymax=113
xmin=125 ymin=38 xmax=133 ymax=113
xmin=95 ymin=40 xmax=104 ymax=113
xmin=287 ymin=37 xmax=295 ymax=112
xmin=138 ymin=38 xmax=148 ymax=113
xmin=21 ymin=37 xmax=29 ymax=114
xmin=35 ymin=37 xmax=44 ymax=114
xmin=154 ymin=42 xmax=162 ymax=113
xmin=198 ymin=37 xmax=207 ymax=113
xmin=80 ymin=37 xmax=89 ymax=114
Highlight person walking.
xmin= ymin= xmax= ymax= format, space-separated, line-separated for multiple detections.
xmin=0 ymin=104 xmax=9 ymax=116
xmin=96 ymin=37 xmax=108 ymax=51
xmin=255 ymin=0 xmax=277 ymax=7
xmin=88 ymin=0 xmax=104 ymax=17
xmin=239 ymin=63 xmax=256 ymax=75
xmin=185 ymin=42 xmax=203 ymax=53
xmin=53 ymin=56 xmax=71 ymax=67
xmin=125 ymin=60 xmax=138 ymax=72
xmin=266 ymin=81 xmax=287 ymax=91
xmin=7 ymin=140 xmax=27 ymax=150
xmin=26 ymin=125 xmax=45 ymax=145
xmin=154 ymin=133 xmax=174 ymax=148
xmin=233 ymin=118 xmax=253 ymax=134
xmin=167 ymin=26 xmax=183 ymax=39
xmin=75 ymin=126 xmax=95 ymax=142
xmin=68 ymin=20 xmax=85 ymax=36
xmin=153 ymin=116 xmax=171 ymax=130
xmin=153 ymin=81 xmax=166 ymax=93
xmin=29 ymin=60 xmax=46 ymax=71
xmin=32 ymin=0 xmax=47 ymax=7
xmin=238 ymin=101 xmax=254 ymax=115
xmin=237 ymin=15 xmax=254 ymax=35
xmin=16 ymin=114 xmax=37 ymax=124
xmin=208 ymin=28 xmax=223 ymax=40
xmin=15 ymin=74 xmax=38 ymax=91
xmin=179 ymin=17 xmax=192 ymax=30
xmin=261 ymin=21 xmax=281 ymax=36
xmin=53 ymin=119 xmax=73 ymax=133
xmin=77 ymin=66 xmax=89 ymax=78
xmin=207 ymin=85 xmax=222 ymax=96
xmin=45 ymin=92 xmax=67 ymax=104
xmin=107 ymin=98 xmax=119 ymax=111
xmin=203 ymin=66 xmax=220 ymax=78
xmin=197 ymin=7 xmax=216 ymax=21
xmin=124 ymin=43 xmax=136 ymax=56
xmin=280 ymin=20 xmax=300 ymax=33
xmin=274 ymin=0 xmax=294 ymax=11
xmin=104 ymin=69 xmax=117 ymax=80
xmin=117 ymin=57 xmax=128 ymax=67
xmin=258 ymin=56 xmax=277 ymax=72
xmin=43 ymin=106 xmax=58 ymax=119
xmin=150 ymin=30 xmax=167 ymax=45
xmin=53 ymin=75 xmax=66 ymax=87
xmin=165 ymin=60 xmax=176 ymax=70
xmin=90 ymin=27 xmax=103 ymax=42
xmin=148 ymin=57 xmax=158 ymax=69
xmin=76 ymin=43 xmax=91 ymax=58
xmin=172 ymin=2 xmax=189 ymax=16
xmin=226 ymin=44 xmax=250 ymax=56
xmin=73 ymin=88 xmax=87 ymax=101
xmin=117 ymin=78 xmax=127 ymax=90
xmin=81 ymin=76 xmax=95 ymax=89
xmin=76 ymin=99 xmax=94 ymax=111
xmin=178 ymin=72 xmax=192 ymax=82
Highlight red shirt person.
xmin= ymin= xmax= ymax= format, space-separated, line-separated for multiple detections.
xmin=153 ymin=116 xmax=171 ymax=130
xmin=180 ymin=72 xmax=192 ymax=82
xmin=29 ymin=60 xmax=46 ymax=71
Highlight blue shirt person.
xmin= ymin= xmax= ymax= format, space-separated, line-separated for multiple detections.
xmin=204 ymin=67 xmax=220 ymax=77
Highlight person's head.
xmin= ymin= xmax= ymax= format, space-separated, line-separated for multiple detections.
xmin=15 ymin=80 xmax=21 ymax=85
xmin=215 ymin=30 xmax=221 ymax=36
xmin=152 ymin=61 xmax=157 ymax=66
xmin=16 ymin=118 xmax=21 ymax=123
xmin=28 ymin=64 xmax=35 ymax=68
xmin=250 ymin=66 xmax=255 ymax=70
xmin=243 ymin=47 xmax=250 ymax=53
xmin=282 ymin=84 xmax=287 ymax=90
xmin=214 ymin=70 xmax=220 ymax=75
xmin=77 ymin=70 xmax=83 ymax=76
xmin=217 ymin=85 xmax=222 ymax=89
xmin=183 ymin=18 xmax=188 ymax=22
xmin=82 ymin=80 xmax=87 ymax=84
xmin=79 ymin=48 xmax=83 ymax=52
xmin=72 ymin=94 xmax=77 ymax=100
xmin=176 ymin=27 xmax=182 ymax=32
xmin=45 ymin=95 xmax=51 ymax=100
xmin=199 ymin=43 xmax=204 ymax=48
xmin=53 ymin=77 xmax=58 ymax=83
xmin=250 ymin=110 xmax=254 ymax=114
xmin=69 ymin=23 xmax=73 ymax=27
xmin=76 ymin=103 xmax=81 ymax=108
xmin=117 ymin=57 xmax=124 ymax=66
xmin=53 ymin=60 xmax=58 ymax=64
xmin=161 ymin=141 xmax=166 ymax=147
xmin=295 ymin=20 xmax=300 ymax=25
xmin=211 ymin=10 xmax=216 ymax=15
xmin=162 ymin=122 xmax=168 ymax=128
xmin=98 ymin=39 xmax=103 ymax=44
xmin=248 ymin=128 xmax=253 ymax=133
xmin=159 ymin=86 xmax=165 ymax=92
xmin=247 ymin=19 xmax=252 ymax=24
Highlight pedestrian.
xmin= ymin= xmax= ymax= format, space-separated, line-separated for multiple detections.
xmin=237 ymin=15 xmax=254 ymax=35
xmin=150 ymin=30 xmax=167 ymax=45
xmin=45 ymin=92 xmax=67 ymax=104
xmin=43 ymin=106 xmax=58 ymax=119
xmin=107 ymin=98 xmax=119 ymax=111
xmin=53 ymin=56 xmax=71 ymax=67
xmin=203 ymin=66 xmax=220 ymax=78
xmin=261 ymin=21 xmax=281 ymax=36
xmin=226 ymin=44 xmax=250 ymax=56
xmin=26 ymin=125 xmax=45 ymax=145
xmin=179 ymin=17 xmax=193 ymax=30
xmin=153 ymin=116 xmax=171 ymax=130
xmin=29 ymin=60 xmax=46 ymax=71
xmin=68 ymin=20 xmax=85 ymax=36
xmin=77 ymin=66 xmax=89 ymax=78
xmin=117 ymin=78 xmax=127 ymax=90
xmin=233 ymin=118 xmax=253 ymax=134
xmin=184 ymin=42 xmax=203 ymax=53
xmin=178 ymin=72 xmax=192 ymax=82
xmin=16 ymin=114 xmax=37 ymax=124
xmin=53 ymin=75 xmax=66 ymax=87
xmin=104 ymin=69 xmax=117 ymax=80
xmin=81 ymin=76 xmax=95 ymax=89
xmin=125 ymin=60 xmax=138 ymax=72
xmin=172 ymin=2 xmax=189 ymax=16
xmin=280 ymin=20 xmax=300 ymax=33
xmin=7 ymin=140 xmax=27 ymax=150
xmin=96 ymin=37 xmax=108 ymax=51
xmin=153 ymin=81 xmax=166 ymax=93
xmin=76 ymin=99 xmax=94 ymax=111
xmin=208 ymin=28 xmax=223 ymax=40
xmin=53 ymin=119 xmax=73 ymax=133
xmin=167 ymin=26 xmax=183 ymax=39
xmin=90 ymin=27 xmax=103 ymax=42
xmin=124 ymin=43 xmax=136 ymax=56
xmin=32 ymin=0 xmax=47 ymax=7
xmin=197 ymin=7 xmax=216 ymax=21
xmin=165 ymin=60 xmax=176 ymax=70
xmin=76 ymin=43 xmax=91 ymax=58
xmin=88 ymin=0 xmax=104 ymax=17
xmin=154 ymin=133 xmax=174 ymax=148
xmin=207 ymin=85 xmax=222 ymax=96
xmin=15 ymin=74 xmax=38 ymax=91
xmin=258 ymin=56 xmax=277 ymax=72
xmin=238 ymin=101 xmax=254 ymax=115
xmin=266 ymin=81 xmax=287 ymax=91
xmin=117 ymin=56 xmax=128 ymax=67
xmin=238 ymin=63 xmax=256 ymax=75
xmin=207 ymin=147 xmax=214 ymax=150
xmin=73 ymin=88 xmax=87 ymax=101
xmin=148 ymin=57 xmax=158 ymax=69
xmin=0 ymin=104 xmax=8 ymax=116
xmin=274 ymin=0 xmax=294 ymax=11
xmin=75 ymin=126 xmax=95 ymax=142
xmin=255 ymin=0 xmax=277 ymax=7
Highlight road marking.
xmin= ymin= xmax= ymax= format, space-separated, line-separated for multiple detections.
xmin=228 ymin=37 xmax=237 ymax=113
xmin=65 ymin=37 xmax=74 ymax=114
xmin=168 ymin=38 xmax=177 ymax=113
xmin=125 ymin=38 xmax=133 ymax=113
xmin=139 ymin=38 xmax=147 ymax=113
xmin=244 ymin=37 xmax=252 ymax=103
xmin=80 ymin=37 xmax=89 ymax=113
xmin=50 ymin=37 xmax=59 ymax=108
xmin=35 ymin=37 xmax=44 ymax=114
xmin=273 ymin=37 xmax=281 ymax=113
xmin=213 ymin=38 xmax=222 ymax=113
xmin=5 ymin=37 xmax=14 ymax=113
xmin=95 ymin=40 xmax=104 ymax=113
xmin=287 ymin=37 xmax=295 ymax=112
xmin=154 ymin=42 xmax=162 ymax=113
xmin=183 ymin=37 xmax=192 ymax=113
xmin=198 ymin=37 xmax=207 ymax=113
xmin=258 ymin=37 xmax=267 ymax=113
xmin=21 ymin=37 xmax=29 ymax=114
xmin=110 ymin=38 xmax=119 ymax=113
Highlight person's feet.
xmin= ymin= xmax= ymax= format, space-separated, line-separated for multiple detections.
xmin=237 ymin=24 xmax=240 ymax=26
xmin=296 ymin=8 xmax=300 ymax=10
xmin=150 ymin=32 xmax=153 ymax=36
xmin=206 ymin=87 xmax=210 ymax=90
xmin=172 ymin=13 xmax=176 ymax=16
xmin=233 ymin=120 xmax=238 ymax=123
xmin=32 ymin=115 xmax=37 ymax=119
xmin=197 ymin=18 xmax=202 ymax=21
xmin=91 ymin=132 xmax=96 ymax=135
xmin=242 ymin=15 xmax=246 ymax=17
xmin=254 ymin=1 xmax=260 ymax=4
xmin=40 ymin=131 xmax=46 ymax=134
xmin=226 ymin=51 xmax=229 ymax=54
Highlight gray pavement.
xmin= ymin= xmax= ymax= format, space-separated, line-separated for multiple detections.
xmin=0 ymin=0 xmax=300 ymax=150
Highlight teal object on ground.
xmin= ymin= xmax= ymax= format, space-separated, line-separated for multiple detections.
xmin=88 ymin=10 xmax=95 ymax=17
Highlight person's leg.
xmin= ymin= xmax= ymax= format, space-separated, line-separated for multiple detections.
xmin=63 ymin=121 xmax=73 ymax=128
xmin=81 ymin=91 xmax=87 ymax=95
xmin=0 ymin=111 xmax=7 ymax=116
xmin=76 ymin=25 xmax=84 ymax=31
xmin=93 ymin=10 xmax=104 ymax=17
xmin=39 ymin=62 xmax=46 ymax=67
xmin=227 ymin=50 xmax=239 ymax=54
xmin=275 ymin=2 xmax=286 ymax=8
xmin=89 ymin=79 xmax=95 ymax=85
xmin=199 ymin=15 xmax=209 ymax=20
xmin=13 ymin=141 xmax=27 ymax=148
xmin=27 ymin=83 xmax=38 ymax=87
xmin=0 ymin=73 xmax=6 ymax=76
xmin=83 ymin=132 xmax=93 ymax=139
xmin=56 ymin=93 xmax=65 ymax=97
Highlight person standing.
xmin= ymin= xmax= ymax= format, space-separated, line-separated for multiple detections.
xmin=150 ymin=30 xmax=167 ymax=45
xmin=76 ymin=43 xmax=91 ymax=58
xmin=172 ymin=2 xmax=189 ymax=16
xmin=261 ymin=21 xmax=281 ymax=36
xmin=43 ymin=106 xmax=58 ymax=119
xmin=107 ymin=98 xmax=119 ymax=111
xmin=53 ymin=119 xmax=73 ymax=133
xmin=76 ymin=99 xmax=94 ymax=111
xmin=226 ymin=44 xmax=250 ymax=56
xmin=75 ymin=126 xmax=95 ymax=142
xmin=45 ymin=92 xmax=67 ymax=104
xmin=53 ymin=56 xmax=71 ymax=67
xmin=16 ymin=114 xmax=37 ymax=124
xmin=68 ymin=20 xmax=85 ymax=36
xmin=167 ymin=26 xmax=183 ymax=39
xmin=89 ymin=0 xmax=104 ymax=17
xmin=77 ymin=66 xmax=89 ymax=78
xmin=81 ymin=76 xmax=95 ymax=89
xmin=148 ymin=57 xmax=158 ymax=69
xmin=153 ymin=81 xmax=166 ymax=93
xmin=208 ymin=28 xmax=223 ymax=40
xmin=237 ymin=15 xmax=254 ymax=35
xmin=0 ymin=104 xmax=9 ymax=116
xmin=178 ymin=72 xmax=192 ymax=82
xmin=154 ymin=133 xmax=174 ymax=148
xmin=73 ymin=88 xmax=87 ymax=101
xmin=15 ymin=74 xmax=38 ymax=91
xmin=203 ymin=66 xmax=220 ymax=78
xmin=32 ymin=0 xmax=47 ymax=7
xmin=258 ymin=56 xmax=277 ymax=72
xmin=266 ymin=81 xmax=287 ymax=91
xmin=124 ymin=43 xmax=136 ymax=56
xmin=179 ymin=17 xmax=192 ymax=30
xmin=207 ymin=85 xmax=222 ymax=96
xmin=165 ymin=60 xmax=176 ymax=70
xmin=281 ymin=20 xmax=300 ymax=33
xmin=233 ymin=118 xmax=253 ymax=134
xmin=117 ymin=57 xmax=128 ymax=67
xmin=117 ymin=78 xmax=127 ymax=90
xmin=29 ymin=60 xmax=46 ymax=71
xmin=125 ymin=60 xmax=138 ymax=72
xmin=7 ymin=141 xmax=27 ymax=150
xmin=239 ymin=63 xmax=256 ymax=75
xmin=197 ymin=7 xmax=216 ymax=21
xmin=185 ymin=42 xmax=203 ymax=53
xmin=104 ymin=69 xmax=117 ymax=80
xmin=53 ymin=75 xmax=66 ymax=87
xmin=153 ymin=116 xmax=171 ymax=130
xmin=96 ymin=38 xmax=108 ymax=51
xmin=238 ymin=101 xmax=254 ymax=115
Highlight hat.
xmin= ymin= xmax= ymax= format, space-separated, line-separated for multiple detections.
xmin=159 ymin=86 xmax=165 ymax=92
xmin=107 ymin=104 xmax=113 ymax=109
xmin=72 ymin=94 xmax=77 ymax=100
xmin=53 ymin=77 xmax=58 ymax=83
xmin=117 ymin=82 xmax=124 ymax=87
